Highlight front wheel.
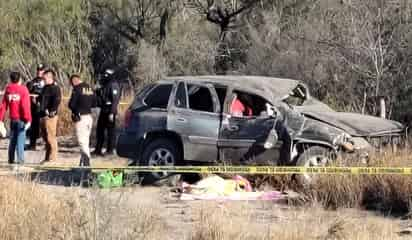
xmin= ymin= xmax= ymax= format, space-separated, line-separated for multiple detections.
xmin=140 ymin=138 xmax=181 ymax=184
xmin=295 ymin=146 xmax=333 ymax=185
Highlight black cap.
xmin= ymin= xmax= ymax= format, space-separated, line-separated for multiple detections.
xmin=37 ymin=64 xmax=46 ymax=71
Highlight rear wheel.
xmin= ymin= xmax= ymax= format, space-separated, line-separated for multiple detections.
xmin=140 ymin=138 xmax=181 ymax=184
xmin=296 ymin=146 xmax=333 ymax=185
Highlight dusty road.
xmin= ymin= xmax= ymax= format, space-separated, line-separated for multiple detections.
xmin=0 ymin=138 xmax=410 ymax=239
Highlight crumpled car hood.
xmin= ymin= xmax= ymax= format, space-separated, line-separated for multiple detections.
xmin=300 ymin=110 xmax=404 ymax=137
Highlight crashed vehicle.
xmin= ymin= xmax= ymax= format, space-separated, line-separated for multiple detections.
xmin=117 ymin=76 xmax=405 ymax=182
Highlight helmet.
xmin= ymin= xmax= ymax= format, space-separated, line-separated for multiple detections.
xmin=104 ymin=69 xmax=115 ymax=78
xmin=101 ymin=69 xmax=115 ymax=84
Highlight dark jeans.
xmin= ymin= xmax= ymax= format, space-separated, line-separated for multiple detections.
xmin=9 ymin=120 xmax=26 ymax=164
xmin=28 ymin=110 xmax=40 ymax=147
xmin=95 ymin=112 xmax=116 ymax=153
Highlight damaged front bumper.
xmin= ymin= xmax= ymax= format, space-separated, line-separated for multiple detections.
xmin=339 ymin=130 xmax=406 ymax=164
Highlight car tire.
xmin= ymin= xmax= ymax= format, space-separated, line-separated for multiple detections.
xmin=295 ymin=146 xmax=333 ymax=185
xmin=140 ymin=138 xmax=181 ymax=185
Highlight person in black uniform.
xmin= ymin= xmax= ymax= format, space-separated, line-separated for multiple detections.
xmin=68 ymin=75 xmax=96 ymax=166
xmin=39 ymin=69 xmax=61 ymax=163
xmin=26 ymin=64 xmax=46 ymax=150
xmin=92 ymin=69 xmax=121 ymax=156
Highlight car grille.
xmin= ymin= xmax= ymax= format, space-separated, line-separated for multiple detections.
xmin=366 ymin=135 xmax=402 ymax=149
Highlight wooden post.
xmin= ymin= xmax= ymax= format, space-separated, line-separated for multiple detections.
xmin=362 ymin=92 xmax=367 ymax=115
xmin=379 ymin=97 xmax=386 ymax=119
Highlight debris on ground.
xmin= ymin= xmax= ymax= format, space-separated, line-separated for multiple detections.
xmin=179 ymin=175 xmax=290 ymax=201
xmin=97 ymin=170 xmax=124 ymax=188
xmin=398 ymin=222 xmax=412 ymax=236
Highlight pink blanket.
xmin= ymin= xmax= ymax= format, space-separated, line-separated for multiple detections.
xmin=180 ymin=191 xmax=284 ymax=201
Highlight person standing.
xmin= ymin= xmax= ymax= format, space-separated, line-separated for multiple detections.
xmin=26 ymin=64 xmax=46 ymax=150
xmin=0 ymin=72 xmax=32 ymax=164
xmin=92 ymin=69 xmax=121 ymax=156
xmin=39 ymin=69 xmax=61 ymax=164
xmin=68 ymin=75 xmax=96 ymax=166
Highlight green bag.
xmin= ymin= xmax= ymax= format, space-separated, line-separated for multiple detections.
xmin=97 ymin=170 xmax=124 ymax=188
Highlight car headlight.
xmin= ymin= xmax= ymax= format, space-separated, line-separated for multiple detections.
xmin=333 ymin=132 xmax=355 ymax=152
xmin=332 ymin=132 xmax=351 ymax=145
xmin=351 ymin=137 xmax=373 ymax=150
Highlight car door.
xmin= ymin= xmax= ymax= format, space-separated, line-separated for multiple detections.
xmin=218 ymin=89 xmax=282 ymax=164
xmin=168 ymin=81 xmax=221 ymax=162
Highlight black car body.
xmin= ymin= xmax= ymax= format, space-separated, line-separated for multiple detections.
xmin=117 ymin=76 xmax=405 ymax=180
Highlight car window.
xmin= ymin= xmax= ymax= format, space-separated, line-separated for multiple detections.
xmin=131 ymin=84 xmax=155 ymax=109
xmin=144 ymin=84 xmax=173 ymax=109
xmin=187 ymin=84 xmax=214 ymax=113
xmin=229 ymin=90 xmax=271 ymax=117
xmin=174 ymin=82 xmax=187 ymax=108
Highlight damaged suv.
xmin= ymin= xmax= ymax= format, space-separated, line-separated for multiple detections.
xmin=117 ymin=76 xmax=405 ymax=182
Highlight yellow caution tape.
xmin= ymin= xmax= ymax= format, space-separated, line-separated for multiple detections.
xmin=1 ymin=164 xmax=412 ymax=175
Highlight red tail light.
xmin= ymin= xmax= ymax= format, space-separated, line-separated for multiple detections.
xmin=124 ymin=109 xmax=132 ymax=128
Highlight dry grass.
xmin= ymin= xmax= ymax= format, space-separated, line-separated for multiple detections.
xmin=306 ymin=149 xmax=412 ymax=214
xmin=306 ymin=175 xmax=412 ymax=213
xmin=189 ymin=203 xmax=405 ymax=240
xmin=0 ymin=172 xmax=411 ymax=240
xmin=0 ymin=176 xmax=163 ymax=240
xmin=248 ymin=148 xmax=412 ymax=215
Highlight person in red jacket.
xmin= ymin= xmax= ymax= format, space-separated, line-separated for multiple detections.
xmin=0 ymin=72 xmax=32 ymax=164
xmin=230 ymin=93 xmax=253 ymax=117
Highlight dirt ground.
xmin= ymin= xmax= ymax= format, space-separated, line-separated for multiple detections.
xmin=0 ymin=135 xmax=127 ymax=167
xmin=0 ymin=138 xmax=411 ymax=239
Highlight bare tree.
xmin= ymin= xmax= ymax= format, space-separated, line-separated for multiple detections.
xmin=89 ymin=0 xmax=180 ymax=87
xmin=289 ymin=0 xmax=412 ymax=116
xmin=326 ymin=1 xmax=406 ymax=115
xmin=90 ymin=0 xmax=174 ymax=44
xmin=186 ymin=0 xmax=258 ymax=40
